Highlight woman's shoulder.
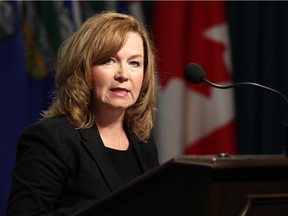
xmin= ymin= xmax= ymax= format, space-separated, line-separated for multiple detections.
xmin=18 ymin=116 xmax=82 ymax=159
xmin=39 ymin=115 xmax=72 ymax=125
xmin=22 ymin=115 xmax=78 ymax=139
xmin=31 ymin=115 xmax=74 ymax=129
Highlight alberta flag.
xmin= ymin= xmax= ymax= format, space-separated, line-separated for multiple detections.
xmin=0 ymin=2 xmax=78 ymax=214
xmin=0 ymin=2 xmax=28 ymax=215
xmin=153 ymin=1 xmax=236 ymax=163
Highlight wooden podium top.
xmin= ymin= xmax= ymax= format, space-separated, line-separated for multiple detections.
xmin=174 ymin=154 xmax=288 ymax=169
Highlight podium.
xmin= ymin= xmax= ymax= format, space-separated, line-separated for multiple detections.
xmin=71 ymin=155 xmax=288 ymax=216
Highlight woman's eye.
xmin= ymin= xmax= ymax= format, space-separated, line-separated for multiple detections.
xmin=130 ymin=61 xmax=141 ymax=67
xmin=104 ymin=58 xmax=116 ymax=65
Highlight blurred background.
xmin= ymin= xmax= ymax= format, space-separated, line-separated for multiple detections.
xmin=1 ymin=1 xmax=288 ymax=215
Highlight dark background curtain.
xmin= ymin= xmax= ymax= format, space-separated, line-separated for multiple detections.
xmin=226 ymin=1 xmax=288 ymax=155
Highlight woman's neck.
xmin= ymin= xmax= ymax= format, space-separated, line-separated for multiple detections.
xmin=95 ymin=110 xmax=128 ymax=150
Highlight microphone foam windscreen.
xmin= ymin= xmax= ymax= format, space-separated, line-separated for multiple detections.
xmin=183 ymin=63 xmax=206 ymax=84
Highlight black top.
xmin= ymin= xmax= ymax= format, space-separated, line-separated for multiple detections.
xmin=106 ymin=144 xmax=142 ymax=184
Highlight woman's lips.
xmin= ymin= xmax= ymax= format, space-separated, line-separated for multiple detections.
xmin=110 ymin=87 xmax=130 ymax=96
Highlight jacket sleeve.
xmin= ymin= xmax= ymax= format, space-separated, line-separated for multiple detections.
xmin=6 ymin=122 xmax=90 ymax=216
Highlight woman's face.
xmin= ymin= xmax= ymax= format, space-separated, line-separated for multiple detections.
xmin=91 ymin=32 xmax=144 ymax=113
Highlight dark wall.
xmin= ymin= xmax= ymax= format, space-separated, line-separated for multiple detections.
xmin=226 ymin=1 xmax=288 ymax=154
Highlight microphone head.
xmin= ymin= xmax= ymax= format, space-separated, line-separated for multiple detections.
xmin=183 ymin=63 xmax=206 ymax=84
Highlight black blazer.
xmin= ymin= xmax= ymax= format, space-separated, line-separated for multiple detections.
xmin=7 ymin=116 xmax=159 ymax=216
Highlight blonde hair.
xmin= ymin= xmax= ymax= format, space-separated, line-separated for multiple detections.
xmin=43 ymin=11 xmax=158 ymax=141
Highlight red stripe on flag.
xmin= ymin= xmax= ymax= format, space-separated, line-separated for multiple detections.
xmin=185 ymin=120 xmax=237 ymax=155
xmin=152 ymin=1 xmax=188 ymax=87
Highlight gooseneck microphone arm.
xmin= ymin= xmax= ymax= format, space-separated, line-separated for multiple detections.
xmin=203 ymin=79 xmax=288 ymax=105
xmin=184 ymin=62 xmax=288 ymax=156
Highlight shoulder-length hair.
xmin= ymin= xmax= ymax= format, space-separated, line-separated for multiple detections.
xmin=43 ymin=11 xmax=158 ymax=141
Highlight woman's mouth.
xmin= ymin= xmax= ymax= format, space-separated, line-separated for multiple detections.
xmin=110 ymin=87 xmax=130 ymax=96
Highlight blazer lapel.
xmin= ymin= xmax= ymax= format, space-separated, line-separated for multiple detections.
xmin=79 ymin=124 xmax=123 ymax=192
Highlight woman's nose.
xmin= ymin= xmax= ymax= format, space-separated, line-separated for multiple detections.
xmin=115 ymin=64 xmax=129 ymax=82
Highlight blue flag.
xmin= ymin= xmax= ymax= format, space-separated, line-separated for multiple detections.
xmin=0 ymin=2 xmax=29 ymax=215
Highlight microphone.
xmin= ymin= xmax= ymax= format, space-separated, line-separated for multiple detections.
xmin=183 ymin=62 xmax=288 ymax=155
xmin=183 ymin=63 xmax=288 ymax=104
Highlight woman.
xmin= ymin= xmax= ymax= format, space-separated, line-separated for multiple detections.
xmin=7 ymin=11 xmax=159 ymax=215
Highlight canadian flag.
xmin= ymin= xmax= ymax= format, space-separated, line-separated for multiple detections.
xmin=152 ymin=1 xmax=237 ymax=163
